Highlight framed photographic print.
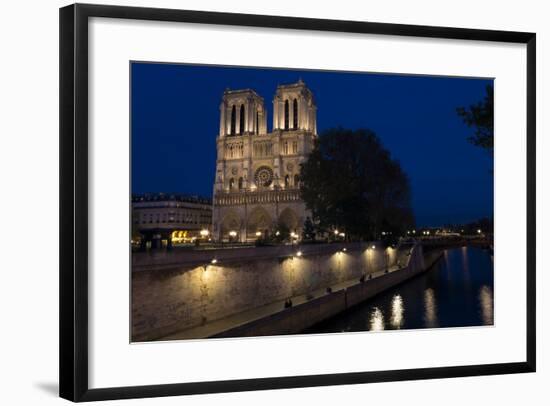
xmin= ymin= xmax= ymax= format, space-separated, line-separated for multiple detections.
xmin=59 ymin=3 xmax=536 ymax=402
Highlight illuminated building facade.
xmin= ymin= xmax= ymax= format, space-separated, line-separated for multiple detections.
xmin=132 ymin=193 xmax=212 ymax=248
xmin=212 ymin=80 xmax=317 ymax=242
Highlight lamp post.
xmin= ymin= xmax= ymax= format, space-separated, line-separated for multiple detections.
xmin=290 ymin=231 xmax=299 ymax=248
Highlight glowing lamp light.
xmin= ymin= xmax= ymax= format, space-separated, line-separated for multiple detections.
xmin=371 ymin=245 xmax=376 ymax=250
xmin=211 ymin=258 xmax=218 ymax=264
xmin=342 ymin=248 xmax=347 ymax=252
xmin=339 ymin=232 xmax=345 ymax=237
xmin=200 ymin=229 xmax=209 ymax=237
xmin=477 ymin=229 xmax=482 ymax=234
xmin=229 ymin=230 xmax=237 ymax=237
xmin=334 ymin=230 xmax=339 ymax=235
xmin=255 ymin=231 xmax=262 ymax=237
xmin=296 ymin=251 xmax=302 ymax=257
xmin=275 ymin=231 xmax=280 ymax=236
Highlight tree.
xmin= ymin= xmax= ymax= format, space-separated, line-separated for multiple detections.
xmin=457 ymin=84 xmax=494 ymax=153
xmin=302 ymin=216 xmax=316 ymax=242
xmin=299 ymin=128 xmax=415 ymax=240
xmin=272 ymin=220 xmax=290 ymax=243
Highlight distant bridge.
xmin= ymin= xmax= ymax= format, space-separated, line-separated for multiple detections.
xmin=419 ymin=237 xmax=493 ymax=251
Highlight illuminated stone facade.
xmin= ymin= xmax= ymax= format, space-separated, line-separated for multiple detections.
xmin=212 ymin=80 xmax=317 ymax=242
xmin=132 ymin=193 xmax=212 ymax=248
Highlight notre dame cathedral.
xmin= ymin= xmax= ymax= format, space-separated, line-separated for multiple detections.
xmin=212 ymin=80 xmax=317 ymax=242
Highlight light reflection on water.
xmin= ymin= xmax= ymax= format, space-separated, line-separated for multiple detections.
xmin=479 ymin=285 xmax=494 ymax=325
xmin=306 ymin=247 xmax=494 ymax=333
xmin=370 ymin=307 xmax=385 ymax=331
xmin=390 ymin=294 xmax=404 ymax=329
xmin=423 ymin=288 xmax=438 ymax=328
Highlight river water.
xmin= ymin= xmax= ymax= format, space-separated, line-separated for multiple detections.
xmin=305 ymin=247 xmax=494 ymax=333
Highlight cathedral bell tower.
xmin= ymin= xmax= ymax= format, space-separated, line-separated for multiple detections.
xmin=214 ymin=89 xmax=267 ymax=195
xmin=272 ymin=79 xmax=317 ymax=134
xmin=219 ymin=88 xmax=267 ymax=137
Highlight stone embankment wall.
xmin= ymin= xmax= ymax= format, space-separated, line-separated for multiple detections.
xmin=215 ymin=245 xmax=437 ymax=338
xmin=132 ymin=242 xmax=405 ymax=341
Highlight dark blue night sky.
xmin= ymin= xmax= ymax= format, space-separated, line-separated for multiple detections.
xmin=131 ymin=62 xmax=493 ymax=227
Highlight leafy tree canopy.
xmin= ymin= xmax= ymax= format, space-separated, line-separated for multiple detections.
xmin=457 ymin=84 xmax=494 ymax=152
xmin=299 ymin=128 xmax=415 ymax=240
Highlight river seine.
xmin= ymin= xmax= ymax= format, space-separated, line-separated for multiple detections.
xmin=306 ymin=246 xmax=494 ymax=333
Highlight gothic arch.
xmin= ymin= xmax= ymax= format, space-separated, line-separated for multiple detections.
xmin=284 ymin=99 xmax=289 ymax=130
xmin=221 ymin=210 xmax=242 ymax=236
xmin=230 ymin=105 xmax=236 ymax=135
xmin=278 ymin=207 xmax=299 ymax=232
xmin=247 ymin=206 xmax=272 ymax=237
xmin=239 ymin=104 xmax=245 ymax=134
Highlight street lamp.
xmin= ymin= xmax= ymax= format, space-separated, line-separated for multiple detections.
xmin=255 ymin=231 xmax=262 ymax=237
xmin=200 ymin=229 xmax=209 ymax=238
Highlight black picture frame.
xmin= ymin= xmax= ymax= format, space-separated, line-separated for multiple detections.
xmin=59 ymin=3 xmax=536 ymax=402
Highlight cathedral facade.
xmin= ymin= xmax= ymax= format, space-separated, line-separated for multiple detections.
xmin=212 ymin=80 xmax=317 ymax=242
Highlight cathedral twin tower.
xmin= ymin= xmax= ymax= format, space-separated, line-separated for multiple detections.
xmin=212 ymin=80 xmax=317 ymax=242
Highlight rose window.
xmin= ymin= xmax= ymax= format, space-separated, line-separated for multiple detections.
xmin=254 ymin=166 xmax=274 ymax=187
